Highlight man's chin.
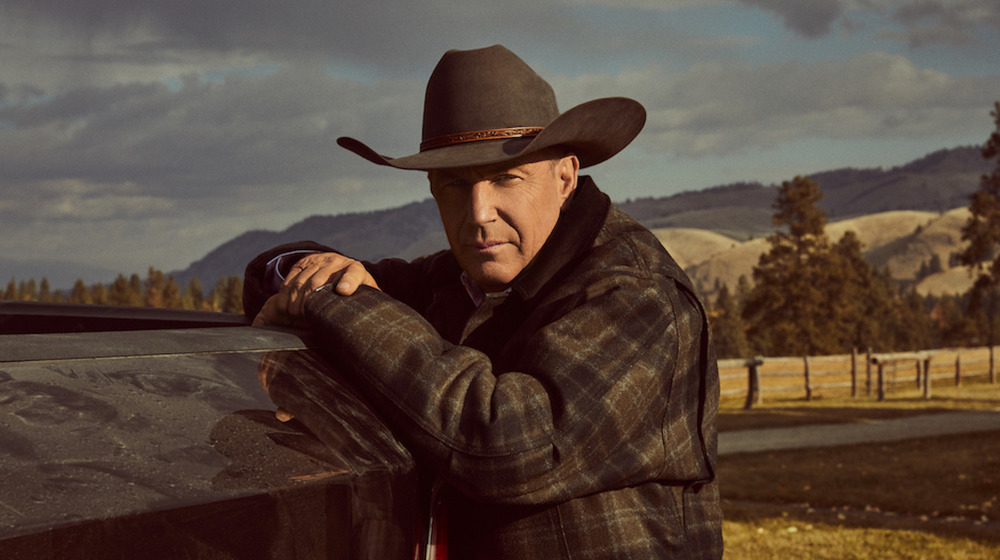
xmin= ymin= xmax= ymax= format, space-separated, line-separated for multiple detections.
xmin=464 ymin=267 xmax=516 ymax=294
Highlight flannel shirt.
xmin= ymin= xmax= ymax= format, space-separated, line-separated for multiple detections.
xmin=244 ymin=177 xmax=723 ymax=559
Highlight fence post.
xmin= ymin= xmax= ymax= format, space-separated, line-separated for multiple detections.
xmin=955 ymin=351 xmax=961 ymax=387
xmin=922 ymin=356 xmax=933 ymax=399
xmin=877 ymin=361 xmax=886 ymax=402
xmin=743 ymin=356 xmax=764 ymax=410
xmin=991 ymin=346 xmax=996 ymax=384
xmin=804 ymin=356 xmax=812 ymax=401
xmin=866 ymin=347 xmax=873 ymax=396
xmin=851 ymin=347 xmax=858 ymax=398
xmin=915 ymin=359 xmax=922 ymax=389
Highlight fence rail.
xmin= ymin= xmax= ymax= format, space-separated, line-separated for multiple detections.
xmin=718 ymin=346 xmax=997 ymax=407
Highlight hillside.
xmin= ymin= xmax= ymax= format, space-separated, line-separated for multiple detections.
xmin=679 ymin=207 xmax=975 ymax=298
xmin=174 ymin=146 xmax=992 ymax=293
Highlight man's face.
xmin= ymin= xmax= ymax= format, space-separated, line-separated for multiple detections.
xmin=429 ymin=152 xmax=579 ymax=292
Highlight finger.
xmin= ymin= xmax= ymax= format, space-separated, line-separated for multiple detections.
xmin=275 ymin=407 xmax=295 ymax=423
xmin=253 ymin=294 xmax=299 ymax=328
xmin=334 ymin=261 xmax=381 ymax=296
xmin=283 ymin=254 xmax=352 ymax=314
xmin=252 ymin=311 xmax=269 ymax=327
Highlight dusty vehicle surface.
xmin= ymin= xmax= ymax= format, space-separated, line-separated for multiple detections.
xmin=0 ymin=302 xmax=418 ymax=560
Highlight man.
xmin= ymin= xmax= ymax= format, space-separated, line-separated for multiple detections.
xmin=244 ymin=45 xmax=722 ymax=559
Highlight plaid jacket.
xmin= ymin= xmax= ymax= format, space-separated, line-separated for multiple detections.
xmin=244 ymin=177 xmax=723 ymax=559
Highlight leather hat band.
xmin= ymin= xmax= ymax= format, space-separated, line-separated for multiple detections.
xmin=420 ymin=126 xmax=544 ymax=152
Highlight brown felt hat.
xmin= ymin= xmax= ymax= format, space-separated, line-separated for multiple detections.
xmin=336 ymin=45 xmax=646 ymax=170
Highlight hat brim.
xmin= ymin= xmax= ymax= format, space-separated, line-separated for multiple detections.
xmin=337 ymin=97 xmax=645 ymax=171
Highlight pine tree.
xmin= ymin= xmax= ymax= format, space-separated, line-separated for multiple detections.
xmin=39 ymin=278 xmax=52 ymax=302
xmin=163 ymin=276 xmax=183 ymax=309
xmin=221 ymin=276 xmax=244 ymax=314
xmin=741 ymin=176 xmax=900 ymax=356
xmin=144 ymin=268 xmax=166 ymax=308
xmin=743 ymin=176 xmax=833 ymax=356
xmin=90 ymin=283 xmax=108 ymax=305
xmin=183 ymin=277 xmax=205 ymax=310
xmin=68 ymin=279 xmax=92 ymax=304
xmin=896 ymin=289 xmax=933 ymax=351
xmin=958 ymin=101 xmax=1000 ymax=357
xmin=712 ymin=284 xmax=751 ymax=359
xmin=129 ymin=274 xmax=144 ymax=306
xmin=108 ymin=274 xmax=133 ymax=306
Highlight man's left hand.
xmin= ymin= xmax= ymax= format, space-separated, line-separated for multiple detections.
xmin=252 ymin=252 xmax=380 ymax=327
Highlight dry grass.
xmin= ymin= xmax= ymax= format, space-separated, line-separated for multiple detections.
xmin=717 ymin=378 xmax=1000 ymax=558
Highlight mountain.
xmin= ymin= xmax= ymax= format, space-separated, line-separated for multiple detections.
xmin=175 ymin=199 xmax=447 ymax=288
xmin=615 ymin=146 xmax=989 ymax=240
xmin=174 ymin=146 xmax=992 ymax=292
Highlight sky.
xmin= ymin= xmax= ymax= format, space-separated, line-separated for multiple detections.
xmin=2 ymin=0 xmax=1000 ymax=287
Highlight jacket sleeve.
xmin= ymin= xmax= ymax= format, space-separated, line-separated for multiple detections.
xmin=296 ymin=270 xmax=714 ymax=507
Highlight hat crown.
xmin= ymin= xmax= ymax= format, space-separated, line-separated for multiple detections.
xmin=422 ymin=46 xmax=559 ymax=143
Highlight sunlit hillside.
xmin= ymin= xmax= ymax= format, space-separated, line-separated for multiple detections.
xmin=661 ymin=207 xmax=976 ymax=298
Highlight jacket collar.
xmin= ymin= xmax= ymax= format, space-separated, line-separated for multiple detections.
xmin=508 ymin=175 xmax=610 ymax=302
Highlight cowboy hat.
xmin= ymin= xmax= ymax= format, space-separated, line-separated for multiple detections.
xmin=336 ymin=45 xmax=645 ymax=170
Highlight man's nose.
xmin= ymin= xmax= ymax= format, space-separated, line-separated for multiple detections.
xmin=468 ymin=181 xmax=497 ymax=224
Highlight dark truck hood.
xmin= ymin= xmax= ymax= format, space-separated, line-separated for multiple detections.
xmin=0 ymin=304 xmax=417 ymax=560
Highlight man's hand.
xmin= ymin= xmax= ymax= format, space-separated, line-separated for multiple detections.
xmin=257 ymin=351 xmax=295 ymax=422
xmin=252 ymin=252 xmax=380 ymax=327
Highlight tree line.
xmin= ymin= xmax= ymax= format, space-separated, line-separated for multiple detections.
xmin=709 ymin=101 xmax=1000 ymax=359
xmin=2 ymin=269 xmax=244 ymax=314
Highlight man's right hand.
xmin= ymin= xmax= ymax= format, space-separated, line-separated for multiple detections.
xmin=252 ymin=252 xmax=380 ymax=327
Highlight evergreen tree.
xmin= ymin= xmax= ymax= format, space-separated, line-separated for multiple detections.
xmin=68 ymin=279 xmax=92 ymax=304
xmin=20 ymin=279 xmax=38 ymax=301
xmin=183 ymin=277 xmax=205 ymax=311
xmin=958 ymin=101 xmax=1000 ymax=351
xmin=743 ymin=176 xmax=834 ymax=356
xmin=90 ymin=283 xmax=108 ymax=306
xmin=933 ymin=295 xmax=977 ymax=348
xmin=163 ymin=276 xmax=183 ymax=309
xmin=129 ymin=274 xmax=144 ymax=305
xmin=144 ymin=268 xmax=166 ymax=308
xmin=711 ymin=284 xmax=751 ymax=359
xmin=895 ymin=289 xmax=933 ymax=351
xmin=4 ymin=279 xmax=16 ymax=301
xmin=39 ymin=278 xmax=52 ymax=302
xmin=221 ymin=275 xmax=244 ymax=314
xmin=108 ymin=274 xmax=134 ymax=306
xmin=741 ymin=176 xmax=901 ymax=356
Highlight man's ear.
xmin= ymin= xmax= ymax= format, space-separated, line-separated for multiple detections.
xmin=558 ymin=154 xmax=580 ymax=206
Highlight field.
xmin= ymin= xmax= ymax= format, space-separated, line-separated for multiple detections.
xmin=717 ymin=377 xmax=1000 ymax=559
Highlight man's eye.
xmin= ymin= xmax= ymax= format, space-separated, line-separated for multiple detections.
xmin=434 ymin=178 xmax=465 ymax=189
xmin=493 ymin=174 xmax=520 ymax=185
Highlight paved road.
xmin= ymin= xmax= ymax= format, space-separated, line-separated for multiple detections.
xmin=718 ymin=410 xmax=1000 ymax=456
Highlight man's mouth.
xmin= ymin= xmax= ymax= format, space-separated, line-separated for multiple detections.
xmin=470 ymin=240 xmax=506 ymax=252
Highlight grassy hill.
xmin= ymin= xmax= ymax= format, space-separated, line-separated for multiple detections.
xmin=675 ymin=207 xmax=976 ymax=299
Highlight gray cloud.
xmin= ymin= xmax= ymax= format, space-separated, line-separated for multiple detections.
xmin=546 ymin=51 xmax=1000 ymax=159
xmin=737 ymin=0 xmax=845 ymax=38
xmin=733 ymin=0 xmax=1000 ymax=47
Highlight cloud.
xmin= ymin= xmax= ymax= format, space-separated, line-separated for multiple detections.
xmin=0 ymin=1 xmax=581 ymax=82
xmin=737 ymin=0 xmax=844 ymax=38
xmin=888 ymin=0 xmax=1000 ymax=48
xmin=733 ymin=0 xmax=1000 ymax=48
xmin=588 ymin=51 xmax=1000 ymax=158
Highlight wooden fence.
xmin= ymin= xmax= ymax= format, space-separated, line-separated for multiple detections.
xmin=718 ymin=346 xmax=998 ymax=408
